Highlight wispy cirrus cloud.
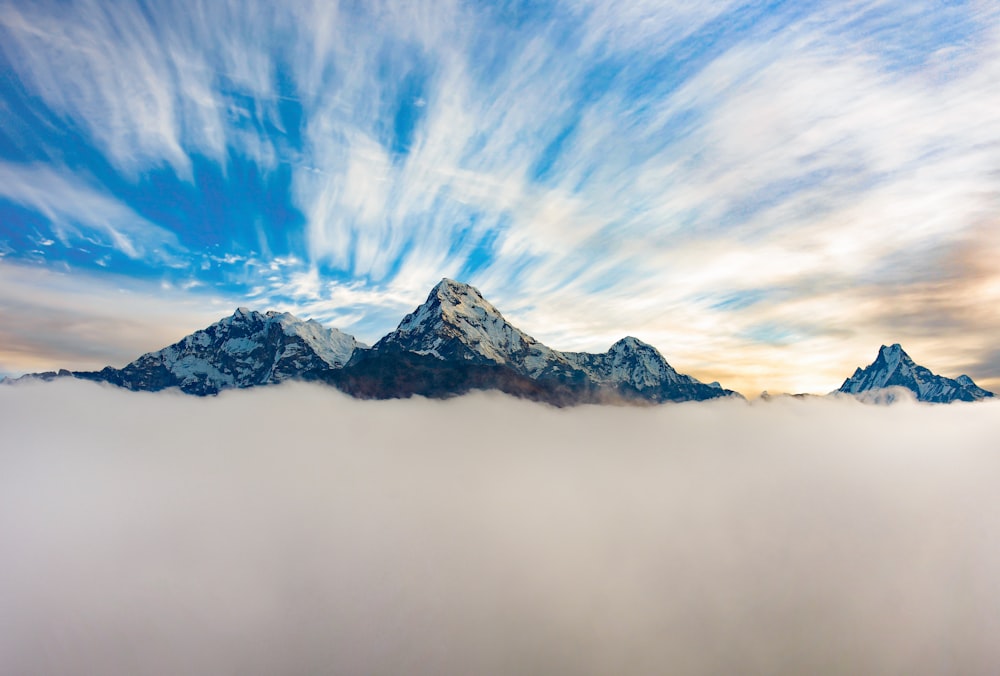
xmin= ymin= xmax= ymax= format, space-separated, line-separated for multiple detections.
xmin=0 ymin=162 xmax=185 ymax=262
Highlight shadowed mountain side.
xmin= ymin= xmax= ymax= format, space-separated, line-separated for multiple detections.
xmin=327 ymin=348 xmax=734 ymax=407
xmin=360 ymin=278 xmax=740 ymax=404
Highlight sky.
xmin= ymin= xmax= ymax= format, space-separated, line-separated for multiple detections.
xmin=4 ymin=380 xmax=1000 ymax=673
xmin=1 ymin=0 xmax=999 ymax=395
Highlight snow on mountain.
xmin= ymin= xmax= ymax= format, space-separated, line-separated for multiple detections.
xmin=955 ymin=374 xmax=995 ymax=400
xmin=79 ymin=308 xmax=365 ymax=395
xmin=35 ymin=277 xmax=1000 ymax=406
xmin=373 ymin=278 xmax=582 ymax=377
xmin=375 ymin=278 xmax=540 ymax=363
xmin=837 ymin=343 xmax=993 ymax=403
xmin=565 ymin=336 xmax=699 ymax=390
xmin=372 ymin=278 xmax=735 ymax=401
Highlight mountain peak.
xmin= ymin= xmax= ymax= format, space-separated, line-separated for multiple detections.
xmin=431 ymin=277 xmax=476 ymax=295
xmin=375 ymin=279 xmax=534 ymax=365
xmin=609 ymin=336 xmax=655 ymax=353
xmin=72 ymin=308 xmax=365 ymax=395
xmin=838 ymin=344 xmax=993 ymax=403
xmin=875 ymin=343 xmax=912 ymax=373
xmin=425 ymin=278 xmax=504 ymax=320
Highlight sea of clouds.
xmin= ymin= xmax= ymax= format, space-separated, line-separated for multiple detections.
xmin=2 ymin=379 xmax=999 ymax=675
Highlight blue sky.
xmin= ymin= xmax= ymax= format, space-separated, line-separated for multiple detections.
xmin=1 ymin=0 xmax=999 ymax=394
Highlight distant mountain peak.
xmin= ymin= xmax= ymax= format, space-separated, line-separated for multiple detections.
xmin=74 ymin=308 xmax=366 ymax=395
xmin=574 ymin=335 xmax=697 ymax=392
xmin=375 ymin=279 xmax=537 ymax=366
xmin=875 ymin=342 xmax=910 ymax=371
xmin=429 ymin=279 xmax=509 ymax=325
xmin=838 ymin=344 xmax=993 ymax=403
xmin=362 ymin=280 xmax=737 ymax=403
xmin=609 ymin=336 xmax=648 ymax=351
xmin=431 ymin=276 xmax=478 ymax=295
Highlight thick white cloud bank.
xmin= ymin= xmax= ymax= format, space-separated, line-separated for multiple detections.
xmin=2 ymin=380 xmax=999 ymax=675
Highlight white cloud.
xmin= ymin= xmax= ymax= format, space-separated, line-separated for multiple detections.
xmin=2 ymin=381 xmax=999 ymax=674
xmin=568 ymin=0 xmax=747 ymax=56
xmin=0 ymin=162 xmax=184 ymax=262
xmin=0 ymin=1 xmax=193 ymax=177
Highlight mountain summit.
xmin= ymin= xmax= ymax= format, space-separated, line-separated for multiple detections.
xmin=373 ymin=278 xmax=543 ymax=366
xmin=346 ymin=278 xmax=735 ymax=403
xmin=76 ymin=308 xmax=366 ymax=395
xmin=837 ymin=343 xmax=993 ymax=403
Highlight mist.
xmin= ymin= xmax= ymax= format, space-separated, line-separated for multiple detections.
xmin=2 ymin=380 xmax=999 ymax=675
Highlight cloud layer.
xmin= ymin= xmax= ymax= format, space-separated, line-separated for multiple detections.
xmin=1 ymin=1 xmax=999 ymax=393
xmin=2 ymin=381 xmax=1000 ymax=674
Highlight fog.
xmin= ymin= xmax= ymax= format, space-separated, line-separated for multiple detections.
xmin=2 ymin=380 xmax=999 ymax=675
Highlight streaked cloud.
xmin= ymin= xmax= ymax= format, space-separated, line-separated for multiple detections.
xmin=0 ymin=162 xmax=184 ymax=262
xmin=1 ymin=0 xmax=998 ymax=393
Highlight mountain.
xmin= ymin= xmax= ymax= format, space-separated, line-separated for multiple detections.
xmin=13 ymin=282 xmax=996 ymax=406
xmin=837 ymin=343 xmax=994 ymax=403
xmin=334 ymin=278 xmax=736 ymax=404
xmin=562 ymin=336 xmax=725 ymax=402
xmin=373 ymin=278 xmax=559 ymax=369
xmin=75 ymin=308 xmax=366 ymax=395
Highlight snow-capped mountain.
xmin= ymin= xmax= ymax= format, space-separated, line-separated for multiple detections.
xmin=23 ymin=278 xmax=995 ymax=407
xmin=837 ymin=343 xmax=993 ymax=403
xmin=76 ymin=308 xmax=366 ymax=395
xmin=373 ymin=278 xmax=559 ymax=370
xmin=566 ymin=336 xmax=701 ymax=390
xmin=357 ymin=278 xmax=735 ymax=403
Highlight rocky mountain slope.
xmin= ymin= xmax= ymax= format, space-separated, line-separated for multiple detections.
xmin=334 ymin=279 xmax=735 ymax=403
xmin=75 ymin=308 xmax=365 ymax=395
xmin=837 ymin=343 xmax=993 ymax=403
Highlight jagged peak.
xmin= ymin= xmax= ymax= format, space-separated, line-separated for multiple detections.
xmin=877 ymin=343 xmax=908 ymax=359
xmin=875 ymin=343 xmax=913 ymax=373
xmin=427 ymin=278 xmax=501 ymax=314
xmin=609 ymin=336 xmax=656 ymax=352
xmin=839 ymin=343 xmax=993 ymax=402
xmin=376 ymin=278 xmax=539 ymax=367
xmin=225 ymin=307 xmax=301 ymax=327
xmin=397 ymin=278 xmax=509 ymax=333
xmin=431 ymin=277 xmax=476 ymax=295
xmin=198 ymin=308 xmax=364 ymax=355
